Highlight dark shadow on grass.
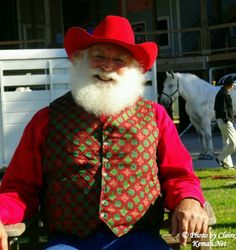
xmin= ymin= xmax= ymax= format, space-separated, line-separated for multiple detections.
xmin=202 ymin=183 xmax=236 ymax=191
xmin=198 ymin=175 xmax=236 ymax=180
xmin=213 ymin=223 xmax=236 ymax=228
xmin=198 ymin=176 xmax=212 ymax=179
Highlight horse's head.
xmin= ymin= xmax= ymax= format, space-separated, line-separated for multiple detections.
xmin=159 ymin=71 xmax=180 ymax=108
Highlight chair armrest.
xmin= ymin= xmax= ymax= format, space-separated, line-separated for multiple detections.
xmin=4 ymin=223 xmax=26 ymax=237
xmin=163 ymin=201 xmax=216 ymax=228
xmin=161 ymin=201 xmax=216 ymax=250
xmin=204 ymin=201 xmax=216 ymax=226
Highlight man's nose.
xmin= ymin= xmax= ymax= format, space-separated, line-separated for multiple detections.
xmin=100 ymin=59 xmax=115 ymax=72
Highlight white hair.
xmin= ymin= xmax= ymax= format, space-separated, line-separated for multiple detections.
xmin=70 ymin=50 xmax=146 ymax=116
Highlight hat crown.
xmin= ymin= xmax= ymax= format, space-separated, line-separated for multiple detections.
xmin=64 ymin=15 xmax=158 ymax=71
xmin=223 ymin=75 xmax=236 ymax=85
xmin=93 ymin=15 xmax=135 ymax=44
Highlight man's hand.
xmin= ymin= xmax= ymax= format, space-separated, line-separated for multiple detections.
xmin=171 ymin=198 xmax=209 ymax=246
xmin=0 ymin=220 xmax=8 ymax=250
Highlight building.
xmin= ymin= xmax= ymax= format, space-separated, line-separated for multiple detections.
xmin=1 ymin=0 xmax=236 ymax=128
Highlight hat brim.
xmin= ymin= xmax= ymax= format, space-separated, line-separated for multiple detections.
xmin=64 ymin=27 xmax=158 ymax=72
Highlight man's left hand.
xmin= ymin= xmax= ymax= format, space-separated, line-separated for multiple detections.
xmin=171 ymin=198 xmax=209 ymax=246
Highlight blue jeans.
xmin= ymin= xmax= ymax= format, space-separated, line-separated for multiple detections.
xmin=44 ymin=228 xmax=172 ymax=250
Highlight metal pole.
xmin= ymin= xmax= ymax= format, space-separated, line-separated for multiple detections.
xmin=121 ymin=0 xmax=126 ymax=17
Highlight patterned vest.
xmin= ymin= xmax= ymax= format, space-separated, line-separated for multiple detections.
xmin=42 ymin=92 xmax=161 ymax=237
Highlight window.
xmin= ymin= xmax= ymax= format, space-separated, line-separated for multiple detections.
xmin=132 ymin=22 xmax=146 ymax=44
xmin=157 ymin=17 xmax=170 ymax=47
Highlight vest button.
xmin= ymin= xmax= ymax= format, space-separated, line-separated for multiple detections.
xmin=101 ymin=212 xmax=107 ymax=218
xmin=102 ymin=172 xmax=108 ymax=177
xmin=101 ymin=200 xmax=108 ymax=206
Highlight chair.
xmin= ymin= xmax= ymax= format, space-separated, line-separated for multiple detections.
xmin=6 ymin=201 xmax=216 ymax=250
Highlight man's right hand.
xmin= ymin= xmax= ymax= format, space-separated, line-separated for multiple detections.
xmin=0 ymin=221 xmax=8 ymax=250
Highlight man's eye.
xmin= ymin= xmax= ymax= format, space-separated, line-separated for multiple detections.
xmin=114 ymin=58 xmax=125 ymax=64
xmin=95 ymin=55 xmax=105 ymax=60
xmin=116 ymin=59 xmax=124 ymax=63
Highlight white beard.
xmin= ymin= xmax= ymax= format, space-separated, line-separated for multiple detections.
xmin=70 ymin=53 xmax=146 ymax=116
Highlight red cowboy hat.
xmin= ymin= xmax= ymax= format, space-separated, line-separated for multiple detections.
xmin=64 ymin=15 xmax=158 ymax=72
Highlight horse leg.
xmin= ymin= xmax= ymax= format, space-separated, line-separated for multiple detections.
xmin=190 ymin=117 xmax=207 ymax=158
xmin=200 ymin=117 xmax=214 ymax=159
xmin=186 ymin=105 xmax=207 ymax=157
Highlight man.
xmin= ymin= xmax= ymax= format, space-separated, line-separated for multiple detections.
xmin=214 ymin=75 xmax=236 ymax=169
xmin=0 ymin=15 xmax=208 ymax=250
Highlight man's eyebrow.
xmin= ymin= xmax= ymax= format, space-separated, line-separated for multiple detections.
xmin=91 ymin=47 xmax=104 ymax=53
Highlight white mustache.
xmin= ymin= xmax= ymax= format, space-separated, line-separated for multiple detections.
xmin=70 ymin=52 xmax=145 ymax=116
xmin=92 ymin=70 xmax=119 ymax=83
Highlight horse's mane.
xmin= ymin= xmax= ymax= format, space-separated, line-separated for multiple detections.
xmin=175 ymin=72 xmax=214 ymax=89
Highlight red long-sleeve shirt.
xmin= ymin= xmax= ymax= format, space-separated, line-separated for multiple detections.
xmin=0 ymin=102 xmax=204 ymax=224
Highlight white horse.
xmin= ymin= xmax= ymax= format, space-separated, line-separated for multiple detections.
xmin=159 ymin=72 xmax=236 ymax=160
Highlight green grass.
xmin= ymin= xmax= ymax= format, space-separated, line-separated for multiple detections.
xmin=182 ymin=168 xmax=236 ymax=249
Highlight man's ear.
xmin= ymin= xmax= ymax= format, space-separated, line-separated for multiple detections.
xmin=70 ymin=50 xmax=83 ymax=65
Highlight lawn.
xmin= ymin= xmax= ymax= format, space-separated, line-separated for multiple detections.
xmin=182 ymin=167 xmax=236 ymax=249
